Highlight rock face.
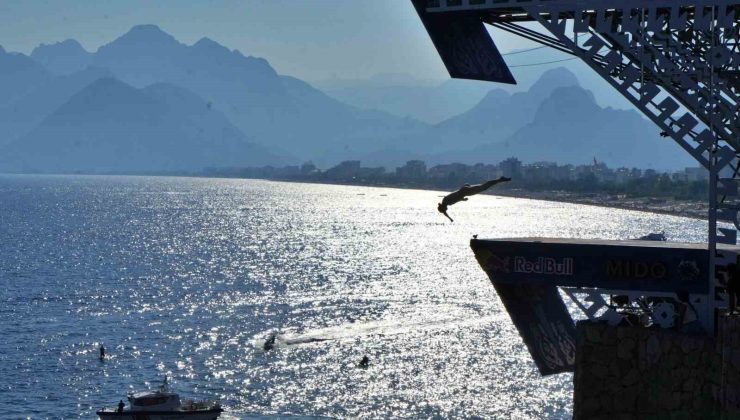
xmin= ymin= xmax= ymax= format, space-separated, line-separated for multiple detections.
xmin=573 ymin=315 xmax=740 ymax=419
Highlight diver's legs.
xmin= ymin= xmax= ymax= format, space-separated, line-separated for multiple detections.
xmin=464 ymin=179 xmax=499 ymax=196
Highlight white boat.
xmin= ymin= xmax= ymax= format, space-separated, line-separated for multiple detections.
xmin=97 ymin=377 xmax=223 ymax=420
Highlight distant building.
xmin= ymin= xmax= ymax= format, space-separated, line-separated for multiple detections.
xmin=588 ymin=162 xmax=615 ymax=183
xmin=499 ymin=157 xmax=522 ymax=178
xmin=359 ymin=167 xmax=386 ymax=178
xmin=428 ymin=163 xmax=470 ymax=181
xmin=468 ymin=163 xmax=498 ymax=181
xmin=615 ymin=167 xmax=631 ymax=185
xmin=672 ymin=171 xmax=688 ymax=182
xmin=556 ymin=164 xmax=575 ymax=181
xmin=574 ymin=164 xmax=595 ymax=180
xmin=396 ymin=160 xmax=427 ymax=180
xmin=523 ymin=161 xmax=557 ymax=182
xmin=684 ymin=167 xmax=708 ymax=182
xmin=325 ymin=160 xmax=361 ymax=180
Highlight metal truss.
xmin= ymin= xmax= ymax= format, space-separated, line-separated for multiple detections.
xmin=426 ymin=1 xmax=740 ymax=333
xmin=524 ymin=4 xmax=740 ymax=332
xmin=561 ymin=285 xmax=731 ymax=330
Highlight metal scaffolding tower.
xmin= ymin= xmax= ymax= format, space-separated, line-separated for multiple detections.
xmin=413 ymin=0 xmax=740 ymax=333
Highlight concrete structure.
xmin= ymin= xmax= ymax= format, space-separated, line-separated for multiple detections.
xmin=574 ymin=315 xmax=740 ymax=418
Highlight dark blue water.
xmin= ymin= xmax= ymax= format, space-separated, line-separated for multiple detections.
xmin=0 ymin=175 xmax=708 ymax=419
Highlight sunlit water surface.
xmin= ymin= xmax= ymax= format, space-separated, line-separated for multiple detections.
xmin=0 ymin=175 xmax=710 ymax=419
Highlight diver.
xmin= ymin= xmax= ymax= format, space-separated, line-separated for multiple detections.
xmin=99 ymin=344 xmax=106 ymax=360
xmin=437 ymin=176 xmax=511 ymax=222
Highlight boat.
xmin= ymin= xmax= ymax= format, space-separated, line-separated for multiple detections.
xmin=96 ymin=377 xmax=222 ymax=420
xmin=637 ymin=231 xmax=667 ymax=241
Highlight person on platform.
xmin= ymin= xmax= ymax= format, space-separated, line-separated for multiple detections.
xmin=117 ymin=400 xmax=125 ymax=413
xmin=437 ymin=177 xmax=511 ymax=222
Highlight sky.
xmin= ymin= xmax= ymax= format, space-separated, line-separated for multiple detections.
xmin=0 ymin=0 xmax=536 ymax=83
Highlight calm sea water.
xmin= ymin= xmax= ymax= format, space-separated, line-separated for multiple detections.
xmin=0 ymin=175 xmax=710 ymax=419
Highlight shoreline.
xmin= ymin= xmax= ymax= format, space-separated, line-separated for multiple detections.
xmin=0 ymin=172 xmax=709 ymax=220
xmin=492 ymin=189 xmax=707 ymax=220
xmin=246 ymin=176 xmax=709 ymax=220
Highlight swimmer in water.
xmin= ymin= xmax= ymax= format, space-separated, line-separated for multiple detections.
xmin=358 ymin=355 xmax=369 ymax=368
xmin=437 ymin=177 xmax=511 ymax=222
xmin=263 ymin=333 xmax=277 ymax=351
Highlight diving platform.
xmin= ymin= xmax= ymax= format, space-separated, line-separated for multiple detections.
xmin=471 ymin=237 xmax=740 ymax=375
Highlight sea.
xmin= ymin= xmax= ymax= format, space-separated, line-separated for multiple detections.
xmin=0 ymin=174 xmax=711 ymax=419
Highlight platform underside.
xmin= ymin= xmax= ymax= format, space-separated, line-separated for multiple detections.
xmin=470 ymin=237 xmax=740 ymax=375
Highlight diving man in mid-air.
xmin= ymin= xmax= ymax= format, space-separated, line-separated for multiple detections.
xmin=437 ymin=176 xmax=511 ymax=222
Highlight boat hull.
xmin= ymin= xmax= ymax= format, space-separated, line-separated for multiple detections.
xmin=97 ymin=408 xmax=222 ymax=420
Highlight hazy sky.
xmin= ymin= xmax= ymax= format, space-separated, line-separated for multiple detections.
xmin=0 ymin=0 xmax=535 ymax=82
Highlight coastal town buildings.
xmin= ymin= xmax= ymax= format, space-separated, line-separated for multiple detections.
xmin=203 ymin=157 xmax=710 ymax=201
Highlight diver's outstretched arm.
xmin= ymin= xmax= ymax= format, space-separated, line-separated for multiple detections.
xmin=443 ymin=211 xmax=454 ymax=223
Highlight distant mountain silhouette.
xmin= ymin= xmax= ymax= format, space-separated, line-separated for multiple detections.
xmin=314 ymin=74 xmax=496 ymax=124
xmin=0 ymin=46 xmax=51 ymax=107
xmin=400 ymin=67 xmax=580 ymax=154
xmin=11 ymin=25 xmax=427 ymax=167
xmin=433 ymin=85 xmax=694 ymax=170
xmin=314 ymin=58 xmax=636 ymax=125
xmin=498 ymin=47 xmax=634 ymax=111
xmin=85 ymin=25 xmax=427 ymax=160
xmin=1 ymin=27 xmax=698 ymax=173
xmin=439 ymin=68 xmax=578 ymax=139
xmin=0 ymin=78 xmax=291 ymax=173
xmin=0 ymin=66 xmax=112 ymax=147
xmin=31 ymin=39 xmax=93 ymax=75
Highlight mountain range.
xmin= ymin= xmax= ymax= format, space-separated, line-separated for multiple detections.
xmin=312 ymin=46 xmax=636 ymax=124
xmin=0 ymin=25 xmax=696 ymax=173
xmin=431 ymin=85 xmax=690 ymax=169
xmin=313 ymin=74 xmax=498 ymax=125
xmin=0 ymin=78 xmax=288 ymax=173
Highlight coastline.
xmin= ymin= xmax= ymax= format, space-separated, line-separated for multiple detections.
xmin=0 ymin=172 xmax=709 ymax=220
xmin=492 ymin=189 xmax=708 ymax=220
xmin=243 ymin=176 xmax=709 ymax=220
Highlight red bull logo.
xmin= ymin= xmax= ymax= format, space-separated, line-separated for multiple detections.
xmin=514 ymin=256 xmax=574 ymax=275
